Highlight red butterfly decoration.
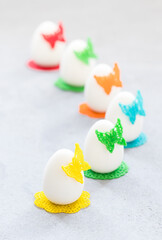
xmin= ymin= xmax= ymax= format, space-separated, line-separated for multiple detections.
xmin=42 ymin=23 xmax=65 ymax=48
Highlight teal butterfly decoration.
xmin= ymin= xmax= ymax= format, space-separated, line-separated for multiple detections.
xmin=74 ymin=38 xmax=97 ymax=65
xmin=95 ymin=119 xmax=127 ymax=153
xmin=119 ymin=90 xmax=146 ymax=124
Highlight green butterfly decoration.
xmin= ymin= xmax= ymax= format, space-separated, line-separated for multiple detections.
xmin=74 ymin=38 xmax=97 ymax=65
xmin=95 ymin=119 xmax=127 ymax=153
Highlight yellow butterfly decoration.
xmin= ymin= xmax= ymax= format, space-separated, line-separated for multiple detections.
xmin=62 ymin=143 xmax=91 ymax=184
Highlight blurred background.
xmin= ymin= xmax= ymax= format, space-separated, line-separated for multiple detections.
xmin=0 ymin=0 xmax=162 ymax=240
xmin=1 ymin=0 xmax=162 ymax=71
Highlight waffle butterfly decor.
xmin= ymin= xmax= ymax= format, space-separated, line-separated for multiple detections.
xmin=74 ymin=38 xmax=97 ymax=65
xmin=94 ymin=63 xmax=122 ymax=94
xmin=95 ymin=119 xmax=127 ymax=153
xmin=42 ymin=23 xmax=65 ymax=48
xmin=62 ymin=144 xmax=91 ymax=184
xmin=119 ymin=90 xmax=146 ymax=124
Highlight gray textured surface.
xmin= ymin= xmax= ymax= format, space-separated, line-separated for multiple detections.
xmin=0 ymin=0 xmax=162 ymax=239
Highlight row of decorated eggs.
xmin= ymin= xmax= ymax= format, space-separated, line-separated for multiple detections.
xmin=31 ymin=21 xmax=146 ymax=207
xmin=30 ymin=23 xmax=146 ymax=141
xmin=30 ymin=22 xmax=145 ymax=143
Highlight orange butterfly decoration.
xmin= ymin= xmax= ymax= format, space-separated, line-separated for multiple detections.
xmin=94 ymin=63 xmax=122 ymax=95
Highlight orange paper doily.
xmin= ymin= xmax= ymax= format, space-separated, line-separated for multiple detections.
xmin=79 ymin=103 xmax=105 ymax=118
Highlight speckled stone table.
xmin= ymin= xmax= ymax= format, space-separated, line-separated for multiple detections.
xmin=0 ymin=0 xmax=162 ymax=239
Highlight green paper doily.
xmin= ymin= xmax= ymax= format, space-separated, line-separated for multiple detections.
xmin=84 ymin=161 xmax=128 ymax=180
xmin=54 ymin=78 xmax=84 ymax=92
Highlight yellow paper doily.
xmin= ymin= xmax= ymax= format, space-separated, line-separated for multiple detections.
xmin=34 ymin=191 xmax=90 ymax=214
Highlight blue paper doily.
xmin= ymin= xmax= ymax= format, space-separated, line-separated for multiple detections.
xmin=125 ymin=132 xmax=147 ymax=148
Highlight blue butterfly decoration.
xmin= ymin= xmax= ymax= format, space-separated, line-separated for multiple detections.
xmin=119 ymin=90 xmax=146 ymax=124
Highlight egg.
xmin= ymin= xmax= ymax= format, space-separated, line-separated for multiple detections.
xmin=30 ymin=21 xmax=66 ymax=67
xmin=105 ymin=91 xmax=146 ymax=142
xmin=43 ymin=149 xmax=84 ymax=205
xmin=59 ymin=39 xmax=97 ymax=87
xmin=84 ymin=119 xmax=125 ymax=173
xmin=84 ymin=63 xmax=122 ymax=112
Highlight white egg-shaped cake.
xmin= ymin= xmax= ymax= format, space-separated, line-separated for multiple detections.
xmin=31 ymin=21 xmax=66 ymax=67
xmin=43 ymin=144 xmax=90 ymax=205
xmin=84 ymin=63 xmax=122 ymax=112
xmin=84 ymin=119 xmax=126 ymax=173
xmin=106 ymin=91 xmax=146 ymax=142
xmin=59 ymin=38 xmax=97 ymax=86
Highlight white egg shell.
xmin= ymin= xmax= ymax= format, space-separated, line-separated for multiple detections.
xmin=43 ymin=149 xmax=84 ymax=205
xmin=60 ymin=40 xmax=96 ymax=86
xmin=84 ymin=64 xmax=122 ymax=112
xmin=105 ymin=91 xmax=144 ymax=142
xmin=31 ymin=21 xmax=65 ymax=67
xmin=84 ymin=120 xmax=124 ymax=173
